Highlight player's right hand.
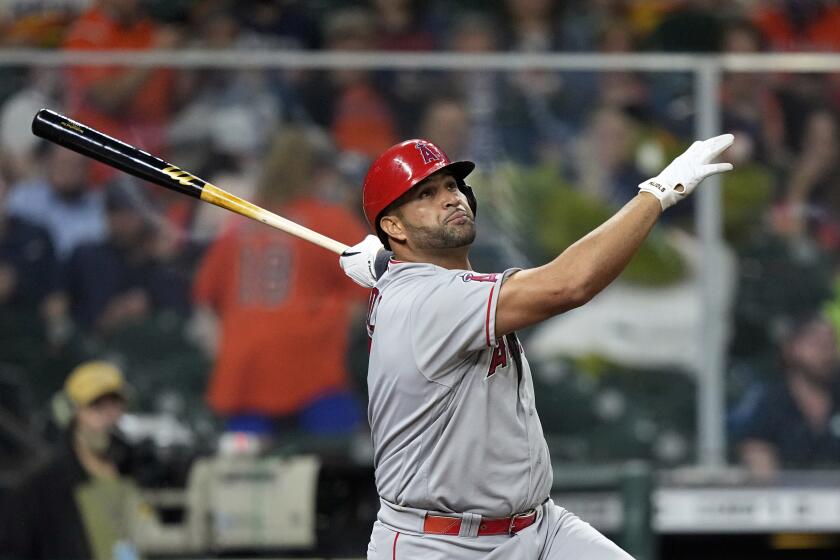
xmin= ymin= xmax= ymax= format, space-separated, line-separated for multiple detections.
xmin=339 ymin=235 xmax=388 ymax=288
xmin=638 ymin=134 xmax=735 ymax=210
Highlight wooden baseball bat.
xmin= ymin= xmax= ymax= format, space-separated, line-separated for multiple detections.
xmin=31 ymin=109 xmax=349 ymax=255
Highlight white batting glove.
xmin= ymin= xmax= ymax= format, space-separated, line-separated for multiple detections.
xmin=639 ymin=134 xmax=735 ymax=210
xmin=339 ymin=235 xmax=386 ymax=288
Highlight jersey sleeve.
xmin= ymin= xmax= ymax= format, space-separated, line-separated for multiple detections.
xmin=409 ymin=268 xmax=519 ymax=384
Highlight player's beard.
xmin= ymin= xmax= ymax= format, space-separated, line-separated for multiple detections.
xmin=404 ymin=216 xmax=476 ymax=250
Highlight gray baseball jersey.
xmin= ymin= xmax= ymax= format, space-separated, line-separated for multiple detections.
xmin=365 ymin=260 xmax=552 ymax=516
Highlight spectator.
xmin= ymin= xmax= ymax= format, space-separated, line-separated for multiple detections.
xmin=645 ymin=0 xmax=728 ymax=53
xmin=0 ymin=361 xmax=173 ymax=560
xmin=193 ymin=127 xmax=369 ymax=439
xmin=168 ymin=6 xmax=279 ymax=179
xmin=0 ymin=68 xmax=62 ymax=184
xmin=368 ymin=0 xmax=439 ymax=137
xmin=62 ymin=0 xmax=181 ymax=185
xmin=499 ymin=0 xmax=563 ymax=52
xmin=370 ymin=0 xmax=436 ymax=51
xmin=418 ymin=95 xmax=471 ymax=161
xmin=750 ymin=0 xmax=840 ymax=51
xmin=444 ymin=11 xmax=573 ymax=166
xmin=457 ymin=4 xmax=581 ymax=165
xmin=0 ymin=1 xmax=87 ymax=48
xmin=555 ymin=0 xmax=627 ymax=52
xmin=0 ymin=175 xmax=70 ymax=403
xmin=236 ymin=0 xmax=321 ymax=49
xmin=445 ymin=12 xmax=507 ymax=166
xmin=596 ymin=19 xmax=650 ymax=120
xmin=776 ymin=108 xmax=840 ymax=241
xmin=299 ymin=8 xmax=398 ymax=158
xmin=719 ymin=19 xmax=787 ymax=167
xmin=731 ymin=311 xmax=840 ymax=479
xmin=574 ymin=106 xmax=649 ymax=208
xmin=166 ymin=6 xmax=280 ymax=243
xmin=6 ymin=143 xmax=106 ymax=262
xmin=498 ymin=0 xmax=627 ymax=53
xmin=0 ymin=1 xmax=84 ymax=103
xmin=64 ymin=179 xmax=190 ymax=334
xmin=0 ymin=173 xmax=61 ymax=316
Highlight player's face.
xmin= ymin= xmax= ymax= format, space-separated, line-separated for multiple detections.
xmin=396 ymin=173 xmax=476 ymax=250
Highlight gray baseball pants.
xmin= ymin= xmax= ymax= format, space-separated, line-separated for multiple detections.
xmin=367 ymin=498 xmax=635 ymax=559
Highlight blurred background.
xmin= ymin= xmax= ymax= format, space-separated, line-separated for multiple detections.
xmin=1 ymin=0 xmax=840 ymax=559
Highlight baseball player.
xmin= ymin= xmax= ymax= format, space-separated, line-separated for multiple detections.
xmin=339 ymin=135 xmax=734 ymax=559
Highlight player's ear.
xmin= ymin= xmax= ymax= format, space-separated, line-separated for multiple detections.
xmin=379 ymin=214 xmax=407 ymax=245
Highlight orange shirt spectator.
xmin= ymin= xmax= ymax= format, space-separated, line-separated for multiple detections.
xmin=332 ymin=83 xmax=398 ymax=159
xmin=194 ymin=197 xmax=368 ymax=416
xmin=752 ymin=5 xmax=840 ymax=51
xmin=318 ymin=8 xmax=398 ymax=158
xmin=62 ymin=0 xmax=176 ymax=183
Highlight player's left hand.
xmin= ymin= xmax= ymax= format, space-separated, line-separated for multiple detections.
xmin=639 ymin=133 xmax=735 ymax=210
xmin=340 ymin=235 xmax=389 ymax=288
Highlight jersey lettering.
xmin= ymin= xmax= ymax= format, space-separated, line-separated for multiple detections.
xmin=487 ymin=337 xmax=509 ymax=377
xmin=415 ymin=142 xmax=441 ymax=164
xmin=366 ymin=287 xmax=382 ymax=338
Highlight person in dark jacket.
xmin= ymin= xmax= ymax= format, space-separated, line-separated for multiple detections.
xmin=0 ymin=361 xmax=154 ymax=560
xmin=732 ymin=310 xmax=840 ymax=479
xmin=64 ymin=179 xmax=190 ymax=334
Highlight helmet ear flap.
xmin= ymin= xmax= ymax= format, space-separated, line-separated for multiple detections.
xmin=458 ymin=181 xmax=478 ymax=218
xmin=376 ymin=226 xmax=391 ymax=251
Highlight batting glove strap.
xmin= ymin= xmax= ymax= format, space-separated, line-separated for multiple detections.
xmin=639 ymin=177 xmax=682 ymax=210
xmin=638 ymin=133 xmax=735 ymax=211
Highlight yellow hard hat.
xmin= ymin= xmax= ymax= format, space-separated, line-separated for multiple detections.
xmin=64 ymin=361 xmax=128 ymax=407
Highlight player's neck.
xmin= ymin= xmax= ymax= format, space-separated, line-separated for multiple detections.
xmin=393 ymin=246 xmax=471 ymax=270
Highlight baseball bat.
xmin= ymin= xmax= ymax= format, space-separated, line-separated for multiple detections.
xmin=31 ymin=109 xmax=349 ymax=255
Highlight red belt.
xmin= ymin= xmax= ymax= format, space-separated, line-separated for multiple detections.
xmin=423 ymin=509 xmax=537 ymax=536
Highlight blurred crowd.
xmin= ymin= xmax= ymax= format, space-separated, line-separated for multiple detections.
xmin=1 ymin=0 xmax=840 ymax=489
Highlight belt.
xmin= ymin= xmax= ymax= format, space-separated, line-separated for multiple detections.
xmin=423 ymin=509 xmax=537 ymax=536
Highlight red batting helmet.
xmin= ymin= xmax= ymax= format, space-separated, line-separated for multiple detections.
xmin=362 ymin=139 xmax=476 ymax=244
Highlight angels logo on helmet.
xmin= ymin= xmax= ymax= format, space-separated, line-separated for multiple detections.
xmin=415 ymin=141 xmax=442 ymax=164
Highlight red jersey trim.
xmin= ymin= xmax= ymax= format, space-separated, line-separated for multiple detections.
xmin=485 ymin=283 xmax=496 ymax=347
xmin=392 ymin=531 xmax=400 ymax=559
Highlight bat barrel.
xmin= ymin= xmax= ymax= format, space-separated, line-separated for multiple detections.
xmin=31 ymin=109 xmax=205 ymax=199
